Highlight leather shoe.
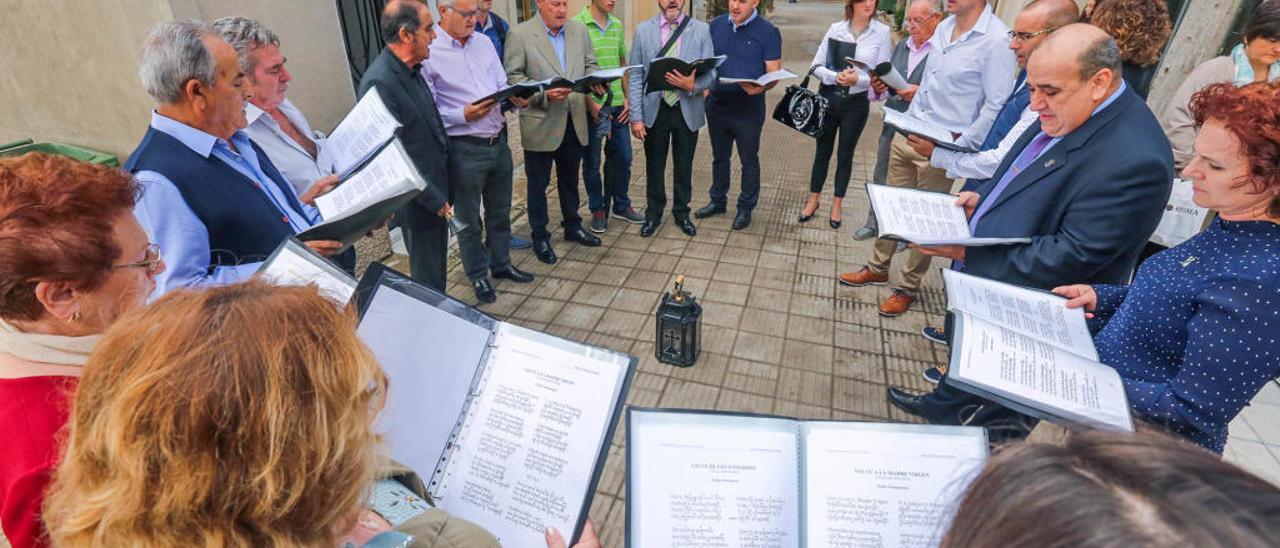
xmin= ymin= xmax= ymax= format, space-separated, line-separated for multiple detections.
xmin=694 ymin=203 xmax=726 ymax=219
xmin=676 ymin=218 xmax=697 ymax=236
xmin=879 ymin=288 xmax=916 ymax=317
xmin=492 ymin=265 xmax=534 ymax=283
xmin=564 ymin=226 xmax=602 ymax=247
xmin=732 ymin=209 xmax=751 ymax=230
xmin=640 ymin=220 xmax=660 ymax=237
xmin=886 ymin=387 xmax=931 ymax=420
xmin=533 ymin=239 xmax=558 ymax=264
xmin=472 ymin=278 xmax=496 ymax=304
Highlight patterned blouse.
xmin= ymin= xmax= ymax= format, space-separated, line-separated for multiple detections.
xmin=1091 ymin=218 xmax=1280 ymax=453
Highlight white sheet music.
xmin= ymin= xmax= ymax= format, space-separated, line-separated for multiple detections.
xmin=883 ymin=109 xmax=966 ymax=150
xmin=943 ymin=270 xmax=1097 ymax=361
xmin=435 ymin=324 xmax=627 ymax=548
xmin=317 ymin=89 xmax=401 ymax=177
xmin=629 ymin=412 xmax=801 ymax=548
xmin=952 ymin=316 xmax=1132 ymax=432
xmin=1149 ymin=178 xmax=1210 ymax=247
xmin=719 ymin=69 xmax=799 ymax=86
xmin=314 ymin=140 xmax=423 ymax=221
xmin=868 ymin=184 xmax=1030 ymax=246
xmin=802 ymin=423 xmax=987 ymax=548
xmin=256 ymin=240 xmax=356 ymax=304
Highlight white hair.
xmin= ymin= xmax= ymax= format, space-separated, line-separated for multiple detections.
xmin=211 ymin=16 xmax=280 ymax=73
xmin=909 ymin=0 xmax=943 ymax=14
xmin=139 ymin=21 xmax=218 ymax=105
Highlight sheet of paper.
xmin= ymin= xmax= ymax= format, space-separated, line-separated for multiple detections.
xmin=356 ymin=285 xmax=494 ymax=485
xmin=256 ymin=239 xmax=356 ymax=304
xmin=802 ymin=422 xmax=987 ymax=548
xmin=942 ymin=270 xmax=1097 ymax=361
xmin=629 ymin=410 xmax=801 ymax=548
xmin=883 ymin=109 xmax=971 ymax=152
xmin=867 ymin=185 xmax=1028 ymax=246
xmin=318 ymin=89 xmax=401 ymax=177
xmin=434 ymin=324 xmax=628 ymax=548
xmin=1149 ymin=178 xmax=1210 ymax=247
xmin=315 ymin=140 xmax=422 ymax=221
xmin=952 ymin=316 xmax=1133 ymax=432
xmin=584 ymin=65 xmax=641 ymax=80
xmin=719 ymin=69 xmax=798 ymax=86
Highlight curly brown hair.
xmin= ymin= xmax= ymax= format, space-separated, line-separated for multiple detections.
xmin=1089 ymin=0 xmax=1172 ymax=67
xmin=1190 ymin=81 xmax=1280 ymax=218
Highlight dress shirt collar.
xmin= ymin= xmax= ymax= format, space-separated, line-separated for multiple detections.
xmin=1093 ymin=80 xmax=1127 ymax=116
xmin=539 ymin=15 xmax=564 ymax=37
xmin=938 ymin=3 xmax=999 ymax=47
xmin=150 ymin=110 xmax=252 ymax=159
xmin=476 ymin=13 xmax=492 ymax=32
xmin=245 ymin=101 xmax=269 ymax=126
xmin=439 ymin=26 xmax=472 ymax=48
xmin=906 ymin=35 xmax=932 ymax=54
xmin=732 ymin=10 xmax=758 ymax=31
xmin=661 ymin=13 xmax=686 ymax=28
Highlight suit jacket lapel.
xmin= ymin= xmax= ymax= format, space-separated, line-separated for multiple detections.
xmin=390 ymin=56 xmax=448 ymax=148
xmin=534 ymin=29 xmax=565 ymax=77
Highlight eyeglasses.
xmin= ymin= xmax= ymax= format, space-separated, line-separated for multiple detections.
xmin=447 ymin=6 xmax=479 ymax=18
xmin=1008 ymin=27 xmax=1058 ymax=42
xmin=112 ymin=243 xmax=163 ymax=275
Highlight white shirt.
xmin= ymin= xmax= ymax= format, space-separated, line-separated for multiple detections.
xmin=931 ymin=101 xmax=1037 ymax=180
xmin=907 ymin=4 xmax=1017 ymax=149
xmin=244 ymin=98 xmax=329 ymax=196
xmin=810 ymin=19 xmax=894 ymax=95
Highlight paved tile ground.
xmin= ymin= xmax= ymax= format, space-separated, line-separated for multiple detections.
xmin=360 ymin=1 xmax=1280 ymax=544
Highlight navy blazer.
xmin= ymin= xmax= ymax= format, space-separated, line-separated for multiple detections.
xmin=357 ymin=48 xmax=451 ymax=229
xmin=965 ymin=86 xmax=1175 ymax=288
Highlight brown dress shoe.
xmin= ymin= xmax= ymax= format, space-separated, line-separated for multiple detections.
xmin=879 ymin=289 xmax=916 ymax=317
xmin=838 ymin=267 xmax=889 ymax=287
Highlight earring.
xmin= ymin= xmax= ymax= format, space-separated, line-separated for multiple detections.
xmin=66 ymin=311 xmax=81 ymax=323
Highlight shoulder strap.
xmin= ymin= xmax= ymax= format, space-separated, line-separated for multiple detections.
xmin=657 ymin=16 xmax=692 ymax=58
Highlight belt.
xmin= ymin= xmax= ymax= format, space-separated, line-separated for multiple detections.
xmin=451 ymin=128 xmax=507 ymax=146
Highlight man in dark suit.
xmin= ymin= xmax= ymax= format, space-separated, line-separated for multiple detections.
xmin=886 ymin=24 xmax=1174 ymax=430
xmin=358 ymin=0 xmax=452 ymax=291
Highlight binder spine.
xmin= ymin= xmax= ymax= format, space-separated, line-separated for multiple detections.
xmin=427 ymin=327 xmax=503 ymax=501
xmin=797 ymin=423 xmax=808 ymax=548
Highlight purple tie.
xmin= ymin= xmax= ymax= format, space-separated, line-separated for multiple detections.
xmin=968 ymin=131 xmax=1054 ymax=231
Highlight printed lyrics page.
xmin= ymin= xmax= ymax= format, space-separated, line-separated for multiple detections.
xmin=943 ymin=270 xmax=1096 ymax=361
xmin=434 ymin=324 xmax=627 ymax=547
xmin=629 ymin=412 xmax=801 ymax=548
xmin=315 ymin=142 xmax=419 ymax=220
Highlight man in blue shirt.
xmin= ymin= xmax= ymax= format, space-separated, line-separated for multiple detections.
xmin=695 ymin=0 xmax=782 ymax=230
xmin=127 ymin=21 xmax=342 ymax=297
xmin=476 ymin=0 xmax=510 ymax=64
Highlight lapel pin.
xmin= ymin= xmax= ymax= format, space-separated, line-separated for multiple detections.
xmin=1043 ymin=158 xmax=1057 ymax=168
xmin=1181 ymin=255 xmax=1199 ymax=268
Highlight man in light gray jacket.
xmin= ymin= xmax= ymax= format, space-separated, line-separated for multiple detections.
xmin=628 ymin=0 xmax=716 ymax=237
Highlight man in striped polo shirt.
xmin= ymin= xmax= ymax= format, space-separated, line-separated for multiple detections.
xmin=576 ymin=0 xmax=643 ymax=234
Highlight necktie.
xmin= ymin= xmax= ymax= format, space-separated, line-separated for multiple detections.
xmin=968 ymin=131 xmax=1054 ymax=231
xmin=663 ymin=19 xmax=682 ymax=106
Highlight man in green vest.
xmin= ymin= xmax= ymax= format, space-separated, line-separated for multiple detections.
xmin=576 ymin=0 xmax=643 ymax=234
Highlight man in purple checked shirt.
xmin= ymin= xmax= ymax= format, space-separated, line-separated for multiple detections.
xmin=421 ymin=0 xmax=537 ymax=304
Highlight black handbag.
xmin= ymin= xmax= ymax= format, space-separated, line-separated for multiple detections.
xmin=772 ymin=66 xmax=829 ymax=138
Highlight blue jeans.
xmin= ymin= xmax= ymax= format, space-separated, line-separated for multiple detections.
xmin=582 ymin=104 xmax=633 ymax=213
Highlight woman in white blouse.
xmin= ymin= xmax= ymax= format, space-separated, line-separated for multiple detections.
xmin=801 ymin=0 xmax=893 ymax=229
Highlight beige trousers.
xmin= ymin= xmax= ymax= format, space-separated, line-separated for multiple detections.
xmin=867 ymin=134 xmax=955 ymax=294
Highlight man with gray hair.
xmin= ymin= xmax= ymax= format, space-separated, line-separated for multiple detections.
xmin=887 ymin=24 xmax=1174 ymax=434
xmin=125 ymin=21 xmax=343 ymax=297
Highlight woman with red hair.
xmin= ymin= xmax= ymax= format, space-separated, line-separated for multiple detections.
xmin=0 ymin=153 xmax=163 ymax=547
xmin=1053 ymin=82 xmax=1280 ymax=453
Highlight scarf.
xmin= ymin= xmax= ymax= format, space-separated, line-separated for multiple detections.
xmin=1231 ymin=43 xmax=1280 ymax=86
xmin=0 ymin=318 xmax=98 ymax=367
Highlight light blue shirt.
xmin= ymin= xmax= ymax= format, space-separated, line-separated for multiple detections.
xmin=538 ymin=16 xmax=568 ymax=70
xmin=134 ymin=111 xmax=318 ymax=297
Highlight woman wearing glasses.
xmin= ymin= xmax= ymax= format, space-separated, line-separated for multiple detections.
xmin=0 ymin=153 xmax=162 ymax=547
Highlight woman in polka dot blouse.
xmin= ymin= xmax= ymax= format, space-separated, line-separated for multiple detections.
xmin=1054 ymin=81 xmax=1280 ymax=453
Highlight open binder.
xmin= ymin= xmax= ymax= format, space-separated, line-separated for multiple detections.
xmin=256 ymin=237 xmax=357 ymax=305
xmin=626 ymin=408 xmax=989 ymax=547
xmin=941 ymin=270 xmax=1134 ymax=432
xmin=354 ymin=263 xmax=636 ymax=546
xmin=298 ymin=139 xmax=426 ymax=252
xmin=867 ymin=184 xmax=1031 ymax=246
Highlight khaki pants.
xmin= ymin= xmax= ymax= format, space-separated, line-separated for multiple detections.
xmin=867 ymin=135 xmax=955 ymax=294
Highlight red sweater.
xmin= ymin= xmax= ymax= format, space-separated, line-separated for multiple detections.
xmin=0 ymin=376 xmax=77 ymax=548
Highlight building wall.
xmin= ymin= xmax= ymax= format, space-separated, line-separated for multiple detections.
xmin=0 ymin=0 xmax=353 ymax=158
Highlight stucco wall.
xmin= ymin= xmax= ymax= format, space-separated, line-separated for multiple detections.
xmin=0 ymin=0 xmax=354 ymax=158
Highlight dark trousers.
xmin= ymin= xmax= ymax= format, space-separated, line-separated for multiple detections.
xmin=583 ymin=104 xmax=634 ymax=214
xmin=707 ymin=97 xmax=764 ymax=211
xmin=401 ymin=214 xmax=448 ymax=292
xmin=809 ymin=92 xmax=870 ymax=197
xmin=524 ymin=121 xmax=585 ymax=241
xmin=448 ymin=131 xmax=514 ymax=281
xmin=644 ymin=101 xmax=698 ymax=223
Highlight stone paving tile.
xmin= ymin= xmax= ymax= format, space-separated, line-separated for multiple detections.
xmin=660 ymin=379 xmax=721 ymax=409
xmin=739 ymin=308 xmax=789 ymax=337
xmin=718 ymin=389 xmax=776 ymax=414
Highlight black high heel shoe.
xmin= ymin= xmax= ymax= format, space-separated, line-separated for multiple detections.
xmin=797 ymin=205 xmax=818 ymax=223
xmin=829 ymin=218 xmax=842 ymax=229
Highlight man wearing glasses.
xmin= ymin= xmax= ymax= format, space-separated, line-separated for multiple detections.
xmin=421 ymin=0 xmax=536 ymax=304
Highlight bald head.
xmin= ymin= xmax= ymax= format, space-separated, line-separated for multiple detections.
xmin=1026 ymin=24 xmax=1123 ymax=137
xmin=1023 ymin=0 xmax=1079 ymax=31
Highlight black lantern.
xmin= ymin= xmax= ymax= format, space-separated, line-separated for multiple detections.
xmin=655 ymin=275 xmax=701 ymax=367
